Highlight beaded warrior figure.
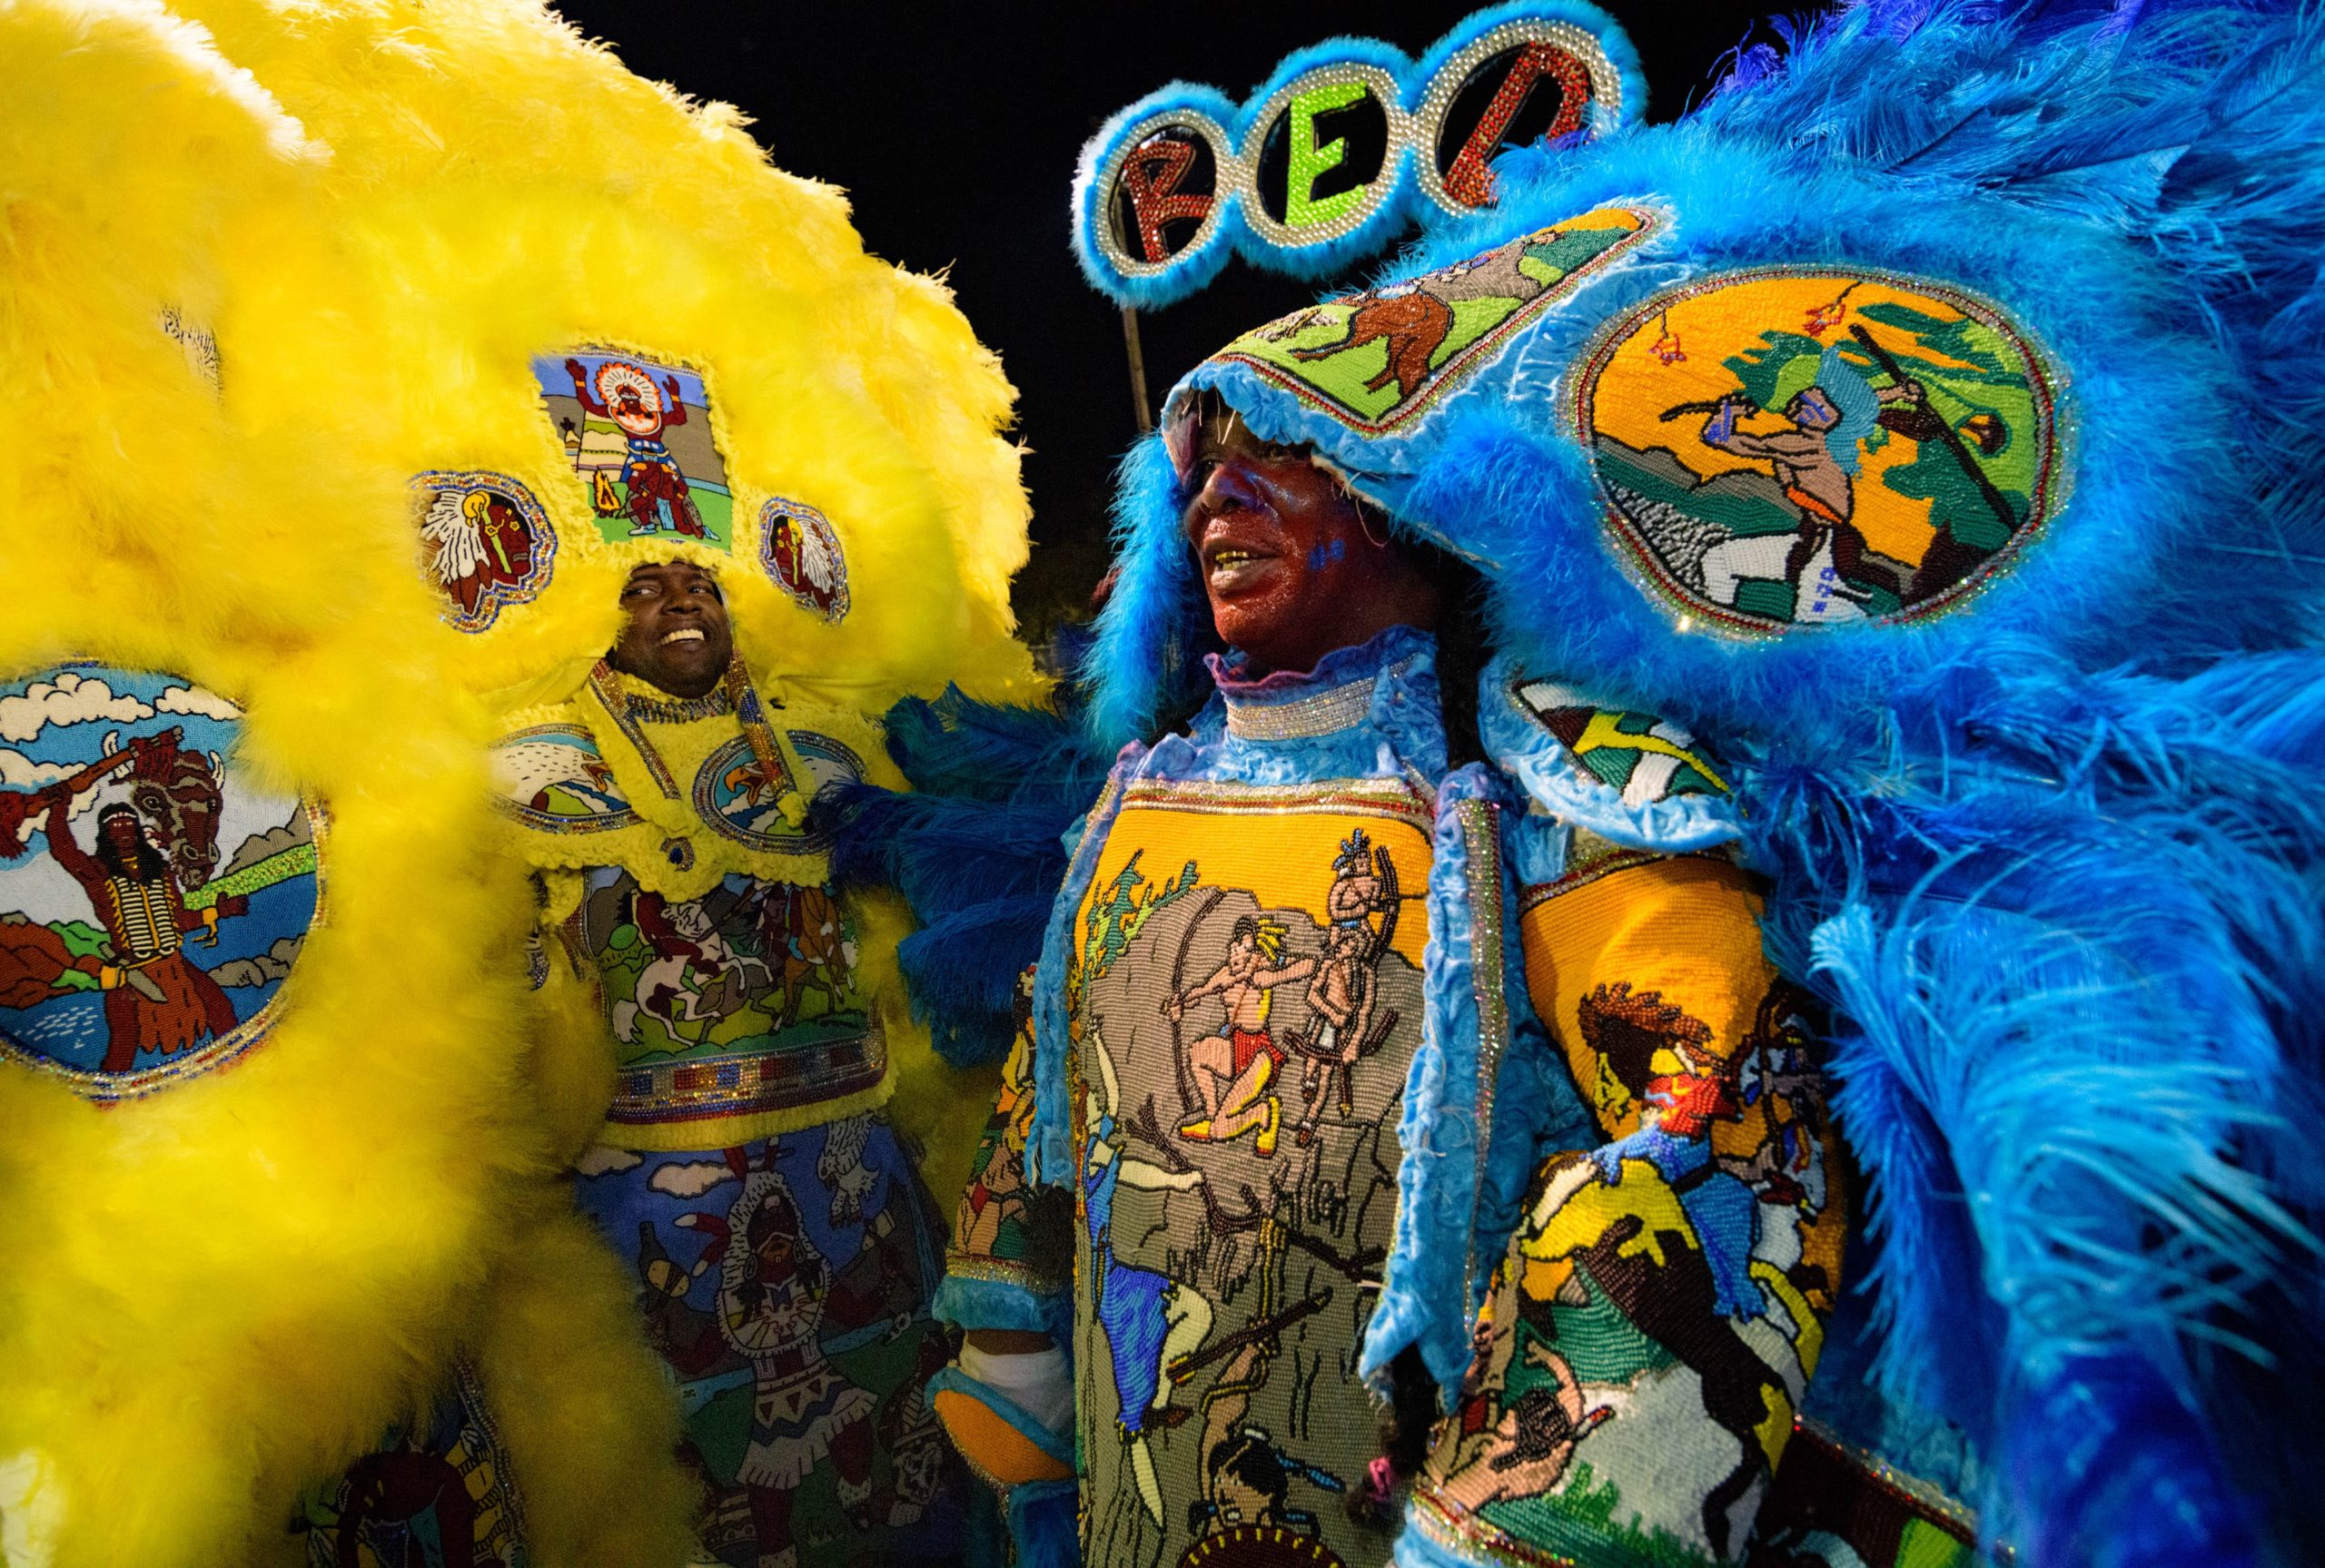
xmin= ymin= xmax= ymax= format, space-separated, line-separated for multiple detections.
xmin=847 ymin=4 xmax=2325 ymax=1567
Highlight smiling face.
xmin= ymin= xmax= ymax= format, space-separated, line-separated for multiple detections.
xmin=610 ymin=560 xmax=733 ymax=698
xmin=1180 ymin=404 xmax=1440 ymax=676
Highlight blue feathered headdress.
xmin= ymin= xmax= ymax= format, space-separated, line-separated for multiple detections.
xmin=1083 ymin=2 xmax=2325 ymax=1562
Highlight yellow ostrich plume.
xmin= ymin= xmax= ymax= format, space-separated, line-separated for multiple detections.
xmin=180 ymin=0 xmax=1039 ymax=714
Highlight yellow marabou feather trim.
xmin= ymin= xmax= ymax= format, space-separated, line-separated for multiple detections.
xmin=0 ymin=6 xmax=676 ymax=1566
xmin=1 ymin=1 xmax=1036 ymax=1563
xmin=179 ymin=0 xmax=1044 ymax=715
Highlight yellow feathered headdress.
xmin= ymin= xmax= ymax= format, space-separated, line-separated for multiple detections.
xmin=0 ymin=2 xmax=1034 ymax=1563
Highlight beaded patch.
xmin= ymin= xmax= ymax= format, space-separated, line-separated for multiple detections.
xmin=1509 ymin=680 xmax=1729 ymax=806
xmin=609 ymin=1029 xmax=885 ymax=1129
xmin=489 ymin=724 xmax=639 ymax=832
xmin=1207 ymin=207 xmax=1653 ymax=436
xmin=1435 ymin=857 xmax=1846 ymax=1567
xmin=948 ymin=971 xmax=1062 ymax=1291
xmin=1067 ymin=777 xmax=1434 ymax=1568
xmin=533 ymin=349 xmax=736 ymax=549
xmin=571 ymin=1123 xmax=964 ymax=1564
xmin=1222 ymin=656 xmax=1411 ymax=742
xmin=0 ymin=665 xmax=323 ymax=1102
xmin=693 ymin=730 xmax=865 ymax=853
xmin=758 ymin=498 xmax=851 ymax=622
xmin=1572 ymin=269 xmax=2067 ymax=635
xmin=411 ymin=469 xmax=558 ymax=632
xmin=295 ymin=1356 xmax=529 ymax=1568
xmin=568 ymin=865 xmax=878 ymax=1125
xmin=1748 ymin=1417 xmax=1977 ymax=1568
xmin=157 ymin=306 xmax=222 ymax=391
xmin=1075 ymin=8 xmax=1638 ymax=307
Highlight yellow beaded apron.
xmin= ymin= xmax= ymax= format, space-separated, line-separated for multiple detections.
xmin=496 ymin=656 xmax=899 ymax=1147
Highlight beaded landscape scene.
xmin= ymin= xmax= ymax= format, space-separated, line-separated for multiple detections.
xmin=0 ymin=665 xmax=321 ymax=1100
xmin=1575 ymin=270 xmax=2063 ymax=631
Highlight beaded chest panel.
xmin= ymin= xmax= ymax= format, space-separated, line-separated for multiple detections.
xmin=1066 ymin=777 xmax=1435 ymax=1568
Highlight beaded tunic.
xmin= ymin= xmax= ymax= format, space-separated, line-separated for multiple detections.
xmin=496 ymin=661 xmax=965 ymax=1568
xmin=938 ymin=630 xmax=1859 ymax=1568
xmin=1064 ymin=632 xmax=1444 ymax=1568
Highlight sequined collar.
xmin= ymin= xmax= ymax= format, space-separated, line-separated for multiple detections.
xmin=1209 ymin=625 xmax=1433 ymax=743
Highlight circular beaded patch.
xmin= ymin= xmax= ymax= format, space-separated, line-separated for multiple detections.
xmin=692 ymin=730 xmax=865 ymax=853
xmin=0 ymin=665 xmax=322 ymax=1100
xmin=411 ymin=470 xmax=557 ymax=632
xmin=1572 ymin=268 xmax=2065 ymax=633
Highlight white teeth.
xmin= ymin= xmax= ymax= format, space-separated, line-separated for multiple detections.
xmin=659 ymin=628 xmax=706 ymax=646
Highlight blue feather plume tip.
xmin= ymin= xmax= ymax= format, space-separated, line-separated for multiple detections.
xmin=821 ymin=685 xmax=1112 ymax=1066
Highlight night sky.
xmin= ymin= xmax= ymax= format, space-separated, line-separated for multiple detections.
xmin=549 ymin=1 xmax=1807 ymax=634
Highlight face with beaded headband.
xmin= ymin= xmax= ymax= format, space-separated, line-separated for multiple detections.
xmin=610 ymin=559 xmax=735 ymax=699
xmin=1175 ymin=392 xmax=1440 ymax=677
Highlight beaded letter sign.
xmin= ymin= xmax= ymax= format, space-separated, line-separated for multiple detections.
xmin=1074 ymin=4 xmax=1639 ymax=307
xmin=1574 ymin=269 xmax=2065 ymax=633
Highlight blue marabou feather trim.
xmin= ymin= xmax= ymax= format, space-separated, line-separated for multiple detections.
xmin=1369 ymin=766 xmax=1516 ymax=1394
xmin=1004 ymin=1479 xmax=1080 ymax=1568
xmin=1478 ymin=654 xmax=1744 ymax=853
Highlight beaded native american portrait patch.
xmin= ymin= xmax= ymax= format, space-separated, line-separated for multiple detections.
xmin=533 ymin=349 xmax=737 ymax=549
xmin=758 ymin=497 xmax=851 ymax=623
xmin=0 ymin=665 xmax=322 ymax=1101
xmin=571 ymin=1122 xmax=963 ymax=1568
xmin=410 ymin=469 xmax=559 ymax=633
xmin=1574 ymin=269 xmax=2064 ymax=633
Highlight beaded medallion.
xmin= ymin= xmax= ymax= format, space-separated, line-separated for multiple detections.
xmin=0 ymin=664 xmax=322 ymax=1101
xmin=410 ymin=469 xmax=558 ymax=632
xmin=1572 ymin=268 xmax=2067 ymax=635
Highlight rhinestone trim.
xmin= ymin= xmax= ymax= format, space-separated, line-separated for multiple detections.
xmin=1456 ymin=796 xmax=1509 ymax=1320
xmin=1238 ymin=63 xmax=1410 ymax=250
xmin=608 ymin=1021 xmax=886 ymax=1127
xmin=623 ymin=687 xmax=734 ymax=724
xmin=1794 ymin=1415 xmax=1983 ymax=1537
xmin=1412 ymin=21 xmax=1623 ymax=216
xmin=1090 ymin=104 xmax=1238 ymax=280
xmin=1118 ymin=775 xmax=1435 ymax=827
xmin=1222 ymin=655 xmax=1414 ymax=741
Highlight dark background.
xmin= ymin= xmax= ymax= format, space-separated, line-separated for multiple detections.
xmin=552 ymin=1 xmax=1802 ymax=635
